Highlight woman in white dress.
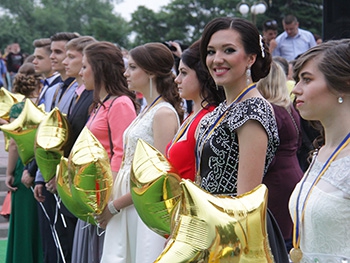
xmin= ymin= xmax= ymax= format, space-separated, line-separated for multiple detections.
xmin=289 ymin=39 xmax=350 ymax=262
xmin=97 ymin=42 xmax=184 ymax=263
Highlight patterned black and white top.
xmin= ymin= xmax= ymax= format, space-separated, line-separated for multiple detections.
xmin=196 ymin=97 xmax=279 ymax=196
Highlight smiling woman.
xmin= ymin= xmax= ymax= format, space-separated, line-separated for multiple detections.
xmin=197 ymin=17 xmax=276 ymax=196
xmin=195 ymin=17 xmax=289 ymax=262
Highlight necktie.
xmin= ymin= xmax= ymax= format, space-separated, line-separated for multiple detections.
xmin=38 ymin=79 xmax=50 ymax=105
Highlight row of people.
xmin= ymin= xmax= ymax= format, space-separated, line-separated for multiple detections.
xmin=1 ymin=43 xmax=26 ymax=90
xmin=262 ymin=14 xmax=318 ymax=62
xmin=3 ymin=16 xmax=349 ymax=263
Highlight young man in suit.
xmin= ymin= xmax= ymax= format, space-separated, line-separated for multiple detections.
xmin=62 ymin=36 xmax=96 ymax=156
xmin=33 ymin=32 xmax=80 ymax=263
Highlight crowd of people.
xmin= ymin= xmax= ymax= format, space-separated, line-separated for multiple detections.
xmin=1 ymin=13 xmax=349 ymax=263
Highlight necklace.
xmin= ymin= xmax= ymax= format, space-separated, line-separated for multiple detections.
xmin=290 ymin=133 xmax=350 ymax=263
xmin=166 ymin=103 xmax=209 ymax=158
xmin=121 ymin=95 xmax=162 ymax=162
xmin=87 ymin=94 xmax=111 ymax=129
xmin=194 ymin=83 xmax=257 ymax=184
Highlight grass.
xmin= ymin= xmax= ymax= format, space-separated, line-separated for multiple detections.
xmin=0 ymin=239 xmax=7 ymax=263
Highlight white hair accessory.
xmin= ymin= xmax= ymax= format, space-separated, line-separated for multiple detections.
xmin=259 ymin=35 xmax=265 ymax=58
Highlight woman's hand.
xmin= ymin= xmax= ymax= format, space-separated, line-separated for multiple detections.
xmin=95 ymin=206 xmax=113 ymax=229
xmin=0 ymin=118 xmax=8 ymax=125
xmin=5 ymin=174 xmax=17 ymax=191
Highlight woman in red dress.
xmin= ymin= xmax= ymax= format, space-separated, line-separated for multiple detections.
xmin=166 ymin=40 xmax=225 ymax=181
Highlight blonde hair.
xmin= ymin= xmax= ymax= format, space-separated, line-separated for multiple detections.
xmin=257 ymin=61 xmax=291 ymax=108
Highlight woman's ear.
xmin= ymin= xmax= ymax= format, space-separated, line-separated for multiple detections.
xmin=248 ymin=54 xmax=257 ymax=67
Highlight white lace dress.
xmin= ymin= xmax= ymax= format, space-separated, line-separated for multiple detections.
xmin=101 ymin=102 xmax=179 ymax=263
xmin=289 ymin=156 xmax=350 ymax=263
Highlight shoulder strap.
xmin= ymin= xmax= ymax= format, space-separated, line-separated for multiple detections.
xmin=107 ymin=97 xmax=118 ymax=160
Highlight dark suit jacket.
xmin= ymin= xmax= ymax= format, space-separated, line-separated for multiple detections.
xmin=65 ymin=89 xmax=93 ymax=157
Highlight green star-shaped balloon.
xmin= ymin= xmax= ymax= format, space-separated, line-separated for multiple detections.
xmin=0 ymin=99 xmax=46 ymax=164
xmin=35 ymin=107 xmax=70 ymax=182
xmin=56 ymin=127 xmax=113 ymax=224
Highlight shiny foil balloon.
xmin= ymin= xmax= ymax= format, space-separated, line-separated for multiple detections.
xmin=0 ymin=88 xmax=25 ymax=152
xmin=130 ymin=139 xmax=183 ymax=237
xmin=56 ymin=157 xmax=96 ymax=224
xmin=35 ymin=107 xmax=70 ymax=182
xmin=155 ymin=182 xmax=274 ymax=263
xmin=57 ymin=127 xmax=113 ymax=224
xmin=0 ymin=99 xmax=46 ymax=164
xmin=0 ymin=87 xmax=25 ymax=121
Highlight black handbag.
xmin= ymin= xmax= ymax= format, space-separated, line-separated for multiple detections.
xmin=266 ymin=208 xmax=290 ymax=263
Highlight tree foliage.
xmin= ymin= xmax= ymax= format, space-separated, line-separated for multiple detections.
xmin=129 ymin=0 xmax=322 ymax=48
xmin=0 ymin=0 xmax=323 ymax=53
xmin=0 ymin=0 xmax=129 ymax=53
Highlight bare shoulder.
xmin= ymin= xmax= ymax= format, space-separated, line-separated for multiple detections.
xmin=154 ymin=106 xmax=177 ymax=119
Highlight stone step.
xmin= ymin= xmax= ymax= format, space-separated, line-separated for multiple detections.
xmin=0 ymin=221 xmax=9 ymax=239
xmin=0 ymin=176 xmax=7 ymax=192
xmin=0 ymin=191 xmax=7 ymax=208
xmin=0 ymin=206 xmax=9 ymax=224
xmin=0 ymin=168 xmax=9 ymax=239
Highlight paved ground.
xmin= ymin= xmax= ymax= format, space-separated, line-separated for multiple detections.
xmin=0 ymin=134 xmax=7 ymax=171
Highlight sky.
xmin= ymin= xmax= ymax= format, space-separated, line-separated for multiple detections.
xmin=114 ymin=0 xmax=171 ymax=21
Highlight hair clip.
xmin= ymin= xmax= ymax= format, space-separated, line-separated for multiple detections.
xmin=259 ymin=35 xmax=265 ymax=58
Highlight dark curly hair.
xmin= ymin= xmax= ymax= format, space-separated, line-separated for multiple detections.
xmin=181 ymin=39 xmax=225 ymax=108
xmin=12 ymin=63 xmax=42 ymax=98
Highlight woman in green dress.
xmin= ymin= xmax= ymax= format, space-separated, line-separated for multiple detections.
xmin=4 ymin=63 xmax=43 ymax=263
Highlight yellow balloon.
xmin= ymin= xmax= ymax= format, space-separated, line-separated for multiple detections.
xmin=56 ymin=157 xmax=96 ymax=224
xmin=56 ymin=127 xmax=113 ymax=224
xmin=0 ymin=88 xmax=25 ymax=152
xmin=3 ymin=134 xmax=10 ymax=152
xmin=0 ymin=99 xmax=46 ymax=164
xmin=35 ymin=107 xmax=70 ymax=182
xmin=0 ymin=87 xmax=25 ymax=121
xmin=130 ymin=139 xmax=274 ymax=263
xmin=155 ymin=182 xmax=274 ymax=263
xmin=130 ymin=139 xmax=183 ymax=237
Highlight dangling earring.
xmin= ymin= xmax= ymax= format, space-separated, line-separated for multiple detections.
xmin=246 ymin=67 xmax=251 ymax=86
xmin=149 ymin=77 xmax=153 ymax=98
xmin=338 ymin=97 xmax=344 ymax=104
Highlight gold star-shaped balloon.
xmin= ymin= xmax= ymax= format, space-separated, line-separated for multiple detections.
xmin=0 ymin=87 xmax=25 ymax=122
xmin=155 ymin=182 xmax=273 ymax=263
xmin=56 ymin=127 xmax=113 ymax=224
xmin=130 ymin=139 xmax=183 ymax=237
xmin=0 ymin=88 xmax=25 ymax=152
xmin=35 ymin=107 xmax=70 ymax=182
xmin=0 ymin=99 xmax=46 ymax=164
xmin=56 ymin=157 xmax=96 ymax=224
xmin=131 ymin=139 xmax=274 ymax=263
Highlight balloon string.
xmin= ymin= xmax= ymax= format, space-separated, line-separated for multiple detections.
xmin=54 ymin=193 xmax=67 ymax=228
xmin=31 ymin=187 xmax=67 ymax=263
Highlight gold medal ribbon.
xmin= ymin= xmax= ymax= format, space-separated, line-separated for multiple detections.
xmin=290 ymin=132 xmax=350 ymax=262
xmin=195 ymin=83 xmax=257 ymax=177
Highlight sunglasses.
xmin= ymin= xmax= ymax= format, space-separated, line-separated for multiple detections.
xmin=265 ymin=20 xmax=277 ymax=27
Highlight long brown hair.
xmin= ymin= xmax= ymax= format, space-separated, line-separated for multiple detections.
xmin=83 ymin=41 xmax=138 ymax=111
xmin=129 ymin=42 xmax=184 ymax=122
xmin=181 ymin=40 xmax=225 ymax=107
